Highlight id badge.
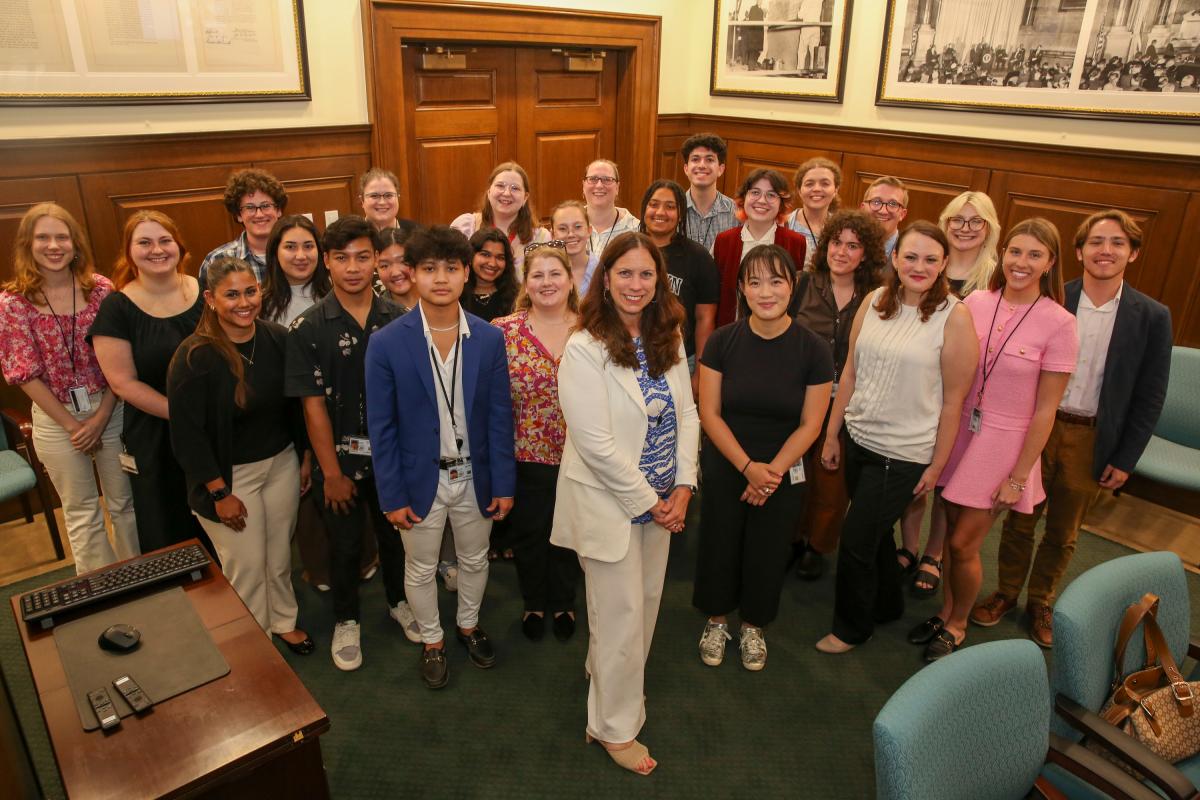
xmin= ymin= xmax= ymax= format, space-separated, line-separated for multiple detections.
xmin=447 ymin=461 xmax=473 ymax=484
xmin=789 ymin=461 xmax=806 ymax=485
xmin=118 ymin=452 xmax=139 ymax=475
xmin=347 ymin=436 xmax=372 ymax=456
xmin=830 ymin=381 xmax=838 ymax=400
xmin=969 ymin=407 xmax=983 ymax=434
xmin=67 ymin=386 xmax=91 ymax=414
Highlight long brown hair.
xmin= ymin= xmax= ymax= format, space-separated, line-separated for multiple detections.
xmin=579 ymin=232 xmax=683 ymax=378
xmin=990 ymin=217 xmax=1065 ymax=305
xmin=874 ymin=220 xmax=951 ymax=323
xmin=6 ymin=203 xmax=97 ymax=300
xmin=811 ymin=209 xmax=885 ymax=299
xmin=480 ymin=161 xmax=536 ymax=244
xmin=113 ymin=209 xmax=191 ymax=289
xmin=184 ymin=257 xmax=257 ymax=408
xmin=516 ymin=245 xmax=580 ymax=313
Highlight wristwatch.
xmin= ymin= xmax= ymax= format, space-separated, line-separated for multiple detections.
xmin=677 ymin=484 xmax=697 ymax=495
xmin=209 ymin=486 xmax=231 ymax=502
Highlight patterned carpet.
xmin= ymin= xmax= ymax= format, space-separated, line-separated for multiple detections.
xmin=3 ymin=510 xmax=1198 ymax=799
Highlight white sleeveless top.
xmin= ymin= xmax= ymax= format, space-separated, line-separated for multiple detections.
xmin=845 ymin=287 xmax=959 ymax=464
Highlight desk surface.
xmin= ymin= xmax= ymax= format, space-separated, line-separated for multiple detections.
xmin=10 ymin=541 xmax=329 ymax=800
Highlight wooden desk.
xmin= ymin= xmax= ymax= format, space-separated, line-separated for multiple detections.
xmin=10 ymin=541 xmax=331 ymax=799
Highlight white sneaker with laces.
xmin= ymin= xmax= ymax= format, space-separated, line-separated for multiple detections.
xmin=699 ymin=620 xmax=732 ymax=666
xmin=332 ymin=620 xmax=362 ymax=671
xmin=389 ymin=601 xmax=422 ymax=643
xmin=438 ymin=561 xmax=459 ymax=593
xmin=740 ymin=625 xmax=767 ymax=671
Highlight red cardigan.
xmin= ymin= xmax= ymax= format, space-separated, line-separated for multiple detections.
xmin=711 ymin=225 xmax=807 ymax=326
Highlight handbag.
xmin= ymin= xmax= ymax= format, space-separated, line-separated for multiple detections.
xmin=1087 ymin=592 xmax=1200 ymax=771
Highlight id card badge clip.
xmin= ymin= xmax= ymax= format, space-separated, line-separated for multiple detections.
xmin=969 ymin=407 xmax=983 ymax=434
xmin=448 ymin=461 xmax=473 ymax=484
xmin=789 ymin=461 xmax=806 ymax=485
xmin=830 ymin=381 xmax=839 ymax=400
xmin=118 ymin=451 xmax=139 ymax=475
xmin=347 ymin=436 xmax=372 ymax=456
xmin=67 ymin=386 xmax=92 ymax=414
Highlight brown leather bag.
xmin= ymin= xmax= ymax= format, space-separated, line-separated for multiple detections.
xmin=1089 ymin=592 xmax=1200 ymax=771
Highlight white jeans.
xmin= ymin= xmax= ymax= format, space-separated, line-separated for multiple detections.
xmin=196 ymin=448 xmax=301 ymax=633
xmin=31 ymin=396 xmax=138 ymax=574
xmin=400 ymin=474 xmax=492 ymax=644
xmin=582 ymin=521 xmax=670 ymax=743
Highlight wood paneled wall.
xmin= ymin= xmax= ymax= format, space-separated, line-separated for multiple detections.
xmin=656 ymin=114 xmax=1200 ymax=347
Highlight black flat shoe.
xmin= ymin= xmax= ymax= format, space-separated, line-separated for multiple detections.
xmin=420 ymin=646 xmax=449 ymax=689
xmin=923 ymin=629 xmax=962 ymax=663
xmin=280 ymin=634 xmax=315 ymax=655
xmin=553 ymin=612 xmax=576 ymax=641
xmin=457 ymin=627 xmax=496 ymax=669
xmin=906 ymin=616 xmax=944 ymax=645
xmin=522 ymin=613 xmax=545 ymax=641
xmin=796 ymin=548 xmax=825 ymax=581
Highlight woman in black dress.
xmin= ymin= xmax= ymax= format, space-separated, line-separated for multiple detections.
xmin=462 ymin=228 xmax=518 ymax=322
xmin=90 ymin=210 xmax=206 ymax=553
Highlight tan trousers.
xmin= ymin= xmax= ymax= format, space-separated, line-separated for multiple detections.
xmin=581 ymin=522 xmax=670 ymax=743
xmin=196 ymin=448 xmax=301 ymax=633
xmin=998 ymin=418 xmax=1100 ymax=606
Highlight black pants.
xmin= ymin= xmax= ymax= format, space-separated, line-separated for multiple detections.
xmin=313 ymin=474 xmax=406 ymax=622
xmin=692 ymin=444 xmax=807 ymax=627
xmin=831 ymin=438 xmax=927 ymax=644
xmin=509 ymin=461 xmax=579 ymax=613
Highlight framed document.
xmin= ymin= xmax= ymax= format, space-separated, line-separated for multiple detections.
xmin=0 ymin=0 xmax=310 ymax=105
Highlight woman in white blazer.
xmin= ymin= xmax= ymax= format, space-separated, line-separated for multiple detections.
xmin=552 ymin=232 xmax=699 ymax=776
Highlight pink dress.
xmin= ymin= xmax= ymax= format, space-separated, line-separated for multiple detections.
xmin=940 ymin=290 xmax=1078 ymax=513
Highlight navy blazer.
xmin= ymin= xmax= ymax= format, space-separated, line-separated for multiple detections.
xmin=1064 ymin=279 xmax=1172 ymax=479
xmin=365 ymin=309 xmax=516 ymax=518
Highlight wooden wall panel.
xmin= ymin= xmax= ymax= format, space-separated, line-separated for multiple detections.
xmin=0 ymin=177 xmax=87 ymax=283
xmin=533 ymin=132 xmax=599 ymax=221
xmin=1166 ymin=195 xmax=1200 ymax=345
xmin=725 ymin=141 xmax=842 ymax=195
xmin=414 ymin=138 xmax=498 ymax=226
xmin=839 ymin=154 xmax=990 ymax=233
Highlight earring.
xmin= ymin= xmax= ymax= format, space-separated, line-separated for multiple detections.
xmin=603 ymin=288 xmax=611 ymax=303
xmin=208 ymin=305 xmax=215 ymax=310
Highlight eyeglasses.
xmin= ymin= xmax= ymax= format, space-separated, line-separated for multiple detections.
xmin=524 ymin=240 xmax=566 ymax=254
xmin=583 ymin=175 xmax=618 ymax=185
xmin=492 ymin=182 xmax=524 ymax=194
xmin=239 ymin=202 xmax=278 ymax=215
xmin=865 ymin=198 xmax=905 ymax=212
xmin=947 ymin=216 xmax=987 ymax=232
xmin=746 ymin=188 xmax=781 ymax=202
xmin=363 ymin=192 xmax=398 ymax=202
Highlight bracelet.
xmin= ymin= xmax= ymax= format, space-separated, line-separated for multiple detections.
xmin=1007 ymin=477 xmax=1026 ymax=493
xmin=740 ymin=458 xmax=752 ymax=474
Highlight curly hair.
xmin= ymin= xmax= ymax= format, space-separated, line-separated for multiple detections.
xmin=938 ymin=191 xmax=1000 ymax=296
xmin=112 ymin=209 xmax=191 ymax=290
xmin=793 ymin=157 xmax=843 ymax=213
xmin=874 ymin=220 xmax=951 ymax=323
xmin=6 ymin=203 xmax=97 ymax=301
xmin=222 ymin=168 xmax=288 ymax=220
xmin=579 ymin=232 xmax=684 ymax=378
xmin=990 ymin=217 xmax=1065 ymax=306
xmin=681 ymin=132 xmax=728 ymax=164
xmin=259 ymin=215 xmax=330 ymax=323
xmin=479 ymin=161 xmax=536 ymax=244
xmin=515 ymin=245 xmax=580 ymax=314
xmin=811 ymin=210 xmax=886 ymax=298
xmin=734 ymin=168 xmax=791 ymax=225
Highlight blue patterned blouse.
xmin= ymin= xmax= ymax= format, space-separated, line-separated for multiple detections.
xmin=630 ymin=337 xmax=678 ymax=524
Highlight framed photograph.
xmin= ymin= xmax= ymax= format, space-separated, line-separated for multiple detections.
xmin=0 ymin=0 xmax=310 ymax=105
xmin=876 ymin=0 xmax=1200 ymax=123
xmin=711 ymin=0 xmax=855 ymax=102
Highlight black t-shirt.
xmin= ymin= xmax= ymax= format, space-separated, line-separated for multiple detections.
xmin=700 ymin=319 xmax=834 ymax=461
xmin=232 ymin=328 xmax=293 ymax=464
xmin=662 ymin=236 xmax=720 ymax=357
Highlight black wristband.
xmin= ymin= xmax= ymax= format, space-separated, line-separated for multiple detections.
xmin=209 ymin=486 xmax=231 ymax=502
xmin=740 ymin=459 xmax=752 ymax=474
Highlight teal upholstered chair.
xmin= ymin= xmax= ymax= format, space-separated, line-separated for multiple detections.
xmin=1134 ymin=347 xmax=1200 ymax=492
xmin=1052 ymin=551 xmax=1200 ymax=798
xmin=874 ymin=639 xmax=1160 ymax=800
xmin=0 ymin=407 xmax=65 ymax=561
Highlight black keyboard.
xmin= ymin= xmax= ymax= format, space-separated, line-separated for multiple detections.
xmin=19 ymin=544 xmax=211 ymax=628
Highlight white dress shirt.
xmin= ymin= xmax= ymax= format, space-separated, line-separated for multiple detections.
xmin=419 ymin=302 xmax=472 ymax=459
xmin=1060 ymin=282 xmax=1122 ymax=417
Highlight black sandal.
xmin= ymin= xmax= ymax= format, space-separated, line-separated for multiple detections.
xmin=896 ymin=547 xmax=919 ymax=577
xmin=923 ymin=629 xmax=962 ymax=663
xmin=911 ymin=555 xmax=943 ymax=598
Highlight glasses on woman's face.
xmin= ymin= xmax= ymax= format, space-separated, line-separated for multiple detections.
xmin=947 ymin=216 xmax=987 ymax=232
xmin=524 ymin=240 xmax=567 ymax=255
xmin=583 ymin=175 xmax=617 ymax=186
xmin=746 ymin=188 xmax=780 ymax=202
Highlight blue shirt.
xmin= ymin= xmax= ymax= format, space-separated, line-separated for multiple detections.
xmin=198 ymin=231 xmax=268 ymax=286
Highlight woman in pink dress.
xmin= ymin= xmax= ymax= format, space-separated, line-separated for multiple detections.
xmin=912 ymin=217 xmax=1078 ymax=662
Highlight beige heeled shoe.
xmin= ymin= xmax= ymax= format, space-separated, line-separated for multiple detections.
xmin=586 ymin=733 xmax=657 ymax=775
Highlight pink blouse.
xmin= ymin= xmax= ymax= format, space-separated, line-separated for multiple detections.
xmin=493 ymin=310 xmax=566 ymax=465
xmin=0 ymin=274 xmax=112 ymax=404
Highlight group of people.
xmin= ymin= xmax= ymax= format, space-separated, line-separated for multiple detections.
xmin=0 ymin=130 xmax=1174 ymax=777
xmin=1077 ymin=51 xmax=1199 ymax=93
xmin=902 ymin=41 xmax=1073 ymax=88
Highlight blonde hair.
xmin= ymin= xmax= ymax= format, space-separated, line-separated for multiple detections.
xmin=515 ymin=245 xmax=580 ymax=313
xmin=6 ymin=203 xmax=97 ymax=301
xmin=938 ymin=191 xmax=1000 ymax=295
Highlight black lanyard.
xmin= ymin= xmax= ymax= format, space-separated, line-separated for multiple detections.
xmin=430 ymin=336 xmax=463 ymax=453
xmin=40 ymin=277 xmax=77 ymax=379
xmin=977 ymin=293 xmax=1040 ymax=405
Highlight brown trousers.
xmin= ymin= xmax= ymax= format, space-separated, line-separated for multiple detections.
xmin=997 ymin=418 xmax=1100 ymax=606
xmin=794 ymin=422 xmax=849 ymax=554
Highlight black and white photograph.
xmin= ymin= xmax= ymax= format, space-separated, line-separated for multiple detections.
xmin=710 ymin=0 xmax=854 ymax=102
xmin=878 ymin=0 xmax=1200 ymax=121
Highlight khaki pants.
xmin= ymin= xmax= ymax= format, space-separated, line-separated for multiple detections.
xmin=998 ymin=418 xmax=1100 ymax=606
xmin=196 ymin=448 xmax=301 ymax=633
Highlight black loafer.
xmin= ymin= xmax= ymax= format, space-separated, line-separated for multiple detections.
xmin=522 ymin=613 xmax=545 ymax=641
xmin=456 ymin=628 xmax=496 ymax=669
xmin=796 ymin=549 xmax=825 ymax=581
xmin=923 ymin=629 xmax=961 ymax=663
xmin=420 ymin=646 xmax=449 ymax=689
xmin=552 ymin=612 xmax=576 ymax=641
xmin=281 ymin=635 xmax=315 ymax=656
xmin=907 ymin=616 xmax=944 ymax=645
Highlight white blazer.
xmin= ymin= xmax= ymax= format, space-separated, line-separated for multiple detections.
xmin=551 ymin=330 xmax=700 ymax=563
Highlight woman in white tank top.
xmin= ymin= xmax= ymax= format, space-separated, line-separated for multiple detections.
xmin=813 ymin=221 xmax=978 ymax=655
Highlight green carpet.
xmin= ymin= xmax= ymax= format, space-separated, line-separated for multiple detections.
xmin=3 ymin=513 xmax=1198 ymax=799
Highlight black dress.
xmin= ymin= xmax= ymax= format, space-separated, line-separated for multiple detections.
xmin=88 ymin=292 xmax=205 ymax=552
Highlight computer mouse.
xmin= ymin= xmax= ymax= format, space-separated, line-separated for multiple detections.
xmin=98 ymin=624 xmax=141 ymax=653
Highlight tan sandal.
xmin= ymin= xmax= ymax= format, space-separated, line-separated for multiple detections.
xmin=586 ymin=733 xmax=656 ymax=775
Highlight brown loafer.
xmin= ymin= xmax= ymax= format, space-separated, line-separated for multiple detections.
xmin=1027 ymin=603 xmax=1053 ymax=649
xmin=970 ymin=592 xmax=1017 ymax=627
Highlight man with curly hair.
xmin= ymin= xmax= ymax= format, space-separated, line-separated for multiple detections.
xmin=198 ymin=168 xmax=289 ymax=285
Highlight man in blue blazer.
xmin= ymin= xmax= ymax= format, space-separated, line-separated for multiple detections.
xmin=972 ymin=210 xmax=1172 ymax=648
xmin=366 ymin=225 xmax=516 ymax=689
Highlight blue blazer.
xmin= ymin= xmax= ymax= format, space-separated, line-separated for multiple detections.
xmin=365 ymin=309 xmax=516 ymax=518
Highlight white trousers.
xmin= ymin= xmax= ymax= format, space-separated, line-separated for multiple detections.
xmin=196 ymin=448 xmax=300 ymax=633
xmin=581 ymin=521 xmax=670 ymax=743
xmin=400 ymin=474 xmax=492 ymax=644
xmin=31 ymin=397 xmax=138 ymax=574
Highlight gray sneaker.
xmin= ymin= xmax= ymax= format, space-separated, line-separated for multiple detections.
xmin=740 ymin=625 xmax=767 ymax=671
xmin=699 ymin=620 xmax=731 ymax=666
xmin=389 ymin=601 xmax=421 ymax=644
xmin=332 ymin=620 xmax=362 ymax=671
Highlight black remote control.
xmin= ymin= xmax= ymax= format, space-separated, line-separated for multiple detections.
xmin=87 ymin=688 xmax=120 ymax=730
xmin=112 ymin=675 xmax=152 ymax=713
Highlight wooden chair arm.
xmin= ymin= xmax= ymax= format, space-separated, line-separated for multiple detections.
xmin=0 ymin=406 xmax=33 ymax=445
xmin=1189 ymin=640 xmax=1199 ymax=662
xmin=1046 ymin=732 xmax=1164 ymax=800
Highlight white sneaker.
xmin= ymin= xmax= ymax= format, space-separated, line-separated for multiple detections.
xmin=332 ymin=620 xmax=362 ymax=671
xmin=437 ymin=561 xmax=458 ymax=592
xmin=740 ymin=625 xmax=767 ymax=671
xmin=699 ymin=620 xmax=731 ymax=666
xmin=389 ymin=601 xmax=422 ymax=644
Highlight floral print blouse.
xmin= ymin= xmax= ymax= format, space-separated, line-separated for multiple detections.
xmin=630 ymin=337 xmax=677 ymax=525
xmin=493 ymin=310 xmax=567 ymax=465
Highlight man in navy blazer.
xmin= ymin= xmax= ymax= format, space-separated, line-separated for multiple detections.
xmin=366 ymin=225 xmax=516 ymax=689
xmin=973 ymin=210 xmax=1172 ymax=648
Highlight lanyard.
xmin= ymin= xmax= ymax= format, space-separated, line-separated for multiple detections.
xmin=40 ymin=276 xmax=78 ymax=378
xmin=800 ymin=209 xmax=819 ymax=254
xmin=430 ymin=337 xmax=463 ymax=453
xmin=977 ymin=293 xmax=1040 ymax=405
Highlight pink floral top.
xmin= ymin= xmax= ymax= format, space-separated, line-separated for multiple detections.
xmin=493 ymin=310 xmax=566 ymax=465
xmin=0 ymin=274 xmax=113 ymax=404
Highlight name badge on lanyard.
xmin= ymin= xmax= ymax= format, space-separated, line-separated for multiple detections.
xmin=448 ymin=461 xmax=473 ymax=484
xmin=347 ymin=436 xmax=372 ymax=456
xmin=68 ymin=386 xmax=92 ymax=414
